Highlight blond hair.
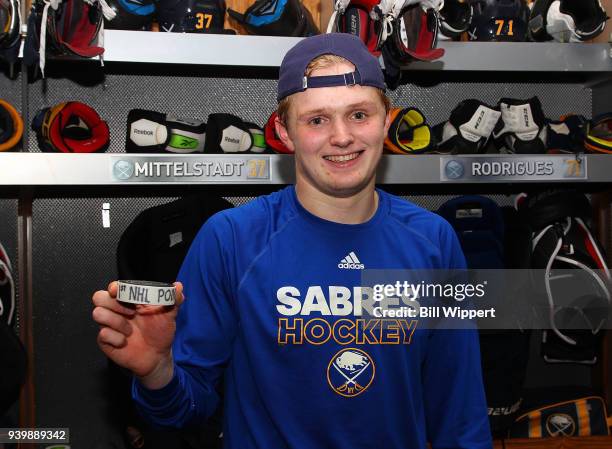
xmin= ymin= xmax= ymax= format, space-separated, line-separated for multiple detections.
xmin=277 ymin=54 xmax=390 ymax=125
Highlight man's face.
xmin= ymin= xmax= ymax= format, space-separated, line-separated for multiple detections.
xmin=276 ymin=61 xmax=390 ymax=198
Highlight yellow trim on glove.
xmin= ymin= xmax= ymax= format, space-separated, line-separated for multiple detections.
xmin=384 ymin=107 xmax=431 ymax=154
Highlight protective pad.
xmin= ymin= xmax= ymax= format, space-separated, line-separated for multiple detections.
xmin=384 ymin=107 xmax=431 ymax=154
xmin=126 ymin=109 xmax=169 ymax=152
xmin=546 ymin=114 xmax=587 ymax=154
xmin=33 ymin=101 xmax=110 ymax=153
xmin=228 ymin=0 xmax=318 ymax=36
xmin=0 ymin=105 xmax=14 ymax=144
xmin=493 ymin=96 xmax=548 ymax=154
xmin=0 ymin=99 xmax=23 ymax=152
xmin=585 ymin=113 xmax=612 ymax=154
xmin=127 ymin=109 xmax=206 ymax=153
xmin=205 ymin=113 xmax=254 ymax=153
xmin=165 ymin=115 xmax=207 ymax=153
xmin=432 ymin=99 xmax=500 ymax=154
xmin=245 ymin=122 xmax=267 ymax=153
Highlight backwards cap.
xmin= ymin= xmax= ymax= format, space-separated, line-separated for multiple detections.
xmin=277 ymin=33 xmax=386 ymax=102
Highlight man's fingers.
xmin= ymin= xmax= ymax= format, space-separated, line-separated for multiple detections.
xmin=92 ymin=306 xmax=133 ymax=336
xmin=92 ymin=290 xmax=136 ymax=316
xmin=97 ymin=327 xmax=127 ymax=349
xmin=173 ymin=282 xmax=185 ymax=306
xmin=107 ymin=281 xmax=118 ymax=297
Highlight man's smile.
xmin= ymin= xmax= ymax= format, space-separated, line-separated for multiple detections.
xmin=323 ymin=151 xmax=364 ymax=164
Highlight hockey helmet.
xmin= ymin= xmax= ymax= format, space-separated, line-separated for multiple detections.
xmin=468 ymin=0 xmax=529 ymax=41
xmin=439 ymin=0 xmax=473 ymax=39
xmin=528 ymin=0 xmax=608 ymax=42
xmin=157 ymin=0 xmax=227 ymax=33
xmin=104 ymin=0 xmax=155 ymax=30
xmin=228 ymin=0 xmax=318 ymax=36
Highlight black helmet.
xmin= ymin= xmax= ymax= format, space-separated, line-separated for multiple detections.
xmin=439 ymin=0 xmax=473 ymax=39
xmin=157 ymin=0 xmax=231 ymax=33
xmin=528 ymin=0 xmax=608 ymax=42
xmin=0 ymin=0 xmax=21 ymax=51
xmin=228 ymin=0 xmax=318 ymax=36
xmin=104 ymin=0 xmax=156 ymax=30
xmin=468 ymin=0 xmax=529 ymax=41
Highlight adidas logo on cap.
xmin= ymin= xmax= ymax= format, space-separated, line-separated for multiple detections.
xmin=338 ymin=251 xmax=364 ymax=270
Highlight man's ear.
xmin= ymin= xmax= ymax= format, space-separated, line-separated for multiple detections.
xmin=275 ymin=114 xmax=295 ymax=153
xmin=383 ymin=109 xmax=391 ymax=136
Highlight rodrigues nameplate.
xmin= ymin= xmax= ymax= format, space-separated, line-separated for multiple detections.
xmin=440 ymin=156 xmax=587 ymax=182
xmin=111 ymin=156 xmax=270 ymax=182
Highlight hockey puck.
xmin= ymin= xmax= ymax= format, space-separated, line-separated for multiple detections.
xmin=116 ymin=280 xmax=176 ymax=305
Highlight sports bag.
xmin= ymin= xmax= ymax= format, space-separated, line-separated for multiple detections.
xmin=517 ymin=190 xmax=611 ymax=364
xmin=509 ymin=396 xmax=612 ymax=438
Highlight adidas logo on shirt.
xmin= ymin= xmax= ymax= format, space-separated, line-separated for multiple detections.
xmin=338 ymin=252 xmax=365 ymax=270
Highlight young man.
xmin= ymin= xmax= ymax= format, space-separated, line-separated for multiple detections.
xmin=92 ymin=33 xmax=492 ymax=448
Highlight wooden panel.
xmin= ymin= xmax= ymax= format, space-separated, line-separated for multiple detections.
xmin=319 ymin=0 xmax=332 ymax=32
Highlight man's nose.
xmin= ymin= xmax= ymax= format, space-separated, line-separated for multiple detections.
xmin=329 ymin=118 xmax=354 ymax=147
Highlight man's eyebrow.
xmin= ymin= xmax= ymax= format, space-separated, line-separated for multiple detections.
xmin=298 ymin=101 xmax=378 ymax=119
xmin=298 ymin=108 xmax=329 ymax=118
xmin=344 ymin=101 xmax=378 ymax=109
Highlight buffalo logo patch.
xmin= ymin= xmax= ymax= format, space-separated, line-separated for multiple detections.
xmin=327 ymin=348 xmax=375 ymax=398
xmin=546 ymin=413 xmax=576 ymax=437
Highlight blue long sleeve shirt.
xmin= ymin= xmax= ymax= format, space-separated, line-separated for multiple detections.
xmin=133 ymin=186 xmax=492 ymax=449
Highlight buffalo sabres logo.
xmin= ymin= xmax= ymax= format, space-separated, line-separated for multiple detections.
xmin=327 ymin=348 xmax=375 ymax=398
xmin=545 ymin=413 xmax=576 ymax=437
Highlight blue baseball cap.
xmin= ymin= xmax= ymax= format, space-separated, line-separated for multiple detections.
xmin=277 ymin=33 xmax=386 ymax=102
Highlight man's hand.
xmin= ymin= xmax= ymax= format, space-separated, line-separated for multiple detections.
xmin=92 ymin=281 xmax=185 ymax=389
